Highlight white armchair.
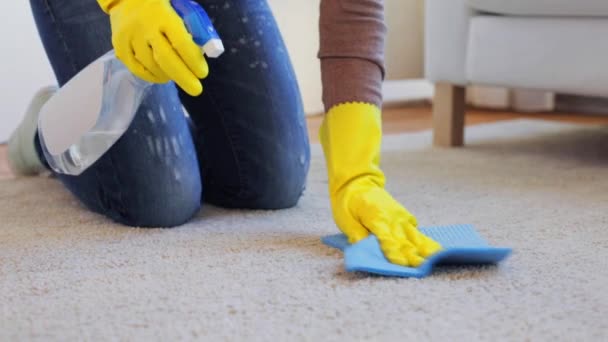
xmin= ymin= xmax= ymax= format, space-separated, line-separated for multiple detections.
xmin=425 ymin=0 xmax=608 ymax=146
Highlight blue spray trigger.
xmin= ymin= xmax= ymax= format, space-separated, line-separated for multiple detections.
xmin=171 ymin=0 xmax=224 ymax=58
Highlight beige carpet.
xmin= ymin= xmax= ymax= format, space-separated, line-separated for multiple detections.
xmin=1 ymin=120 xmax=607 ymax=341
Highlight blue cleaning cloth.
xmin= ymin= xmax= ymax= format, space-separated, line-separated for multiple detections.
xmin=322 ymin=224 xmax=512 ymax=278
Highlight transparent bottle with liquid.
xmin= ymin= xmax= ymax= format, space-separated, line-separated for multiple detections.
xmin=38 ymin=53 xmax=150 ymax=176
xmin=37 ymin=0 xmax=224 ymax=176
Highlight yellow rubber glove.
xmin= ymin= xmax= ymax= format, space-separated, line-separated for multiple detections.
xmin=320 ymin=103 xmax=442 ymax=267
xmin=98 ymin=0 xmax=208 ymax=96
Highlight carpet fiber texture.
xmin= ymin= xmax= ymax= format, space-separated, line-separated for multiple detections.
xmin=1 ymin=120 xmax=607 ymax=340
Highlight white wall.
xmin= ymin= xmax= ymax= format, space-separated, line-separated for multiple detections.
xmin=384 ymin=0 xmax=425 ymax=80
xmin=0 ymin=1 xmax=426 ymax=141
xmin=0 ymin=3 xmax=56 ymax=142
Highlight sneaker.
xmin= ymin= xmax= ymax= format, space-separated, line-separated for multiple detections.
xmin=8 ymin=86 xmax=58 ymax=176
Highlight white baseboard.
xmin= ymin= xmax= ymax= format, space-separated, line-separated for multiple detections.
xmin=382 ymin=79 xmax=434 ymax=105
xmin=467 ymin=86 xmax=555 ymax=112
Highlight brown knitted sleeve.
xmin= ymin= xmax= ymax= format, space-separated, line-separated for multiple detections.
xmin=318 ymin=0 xmax=387 ymax=111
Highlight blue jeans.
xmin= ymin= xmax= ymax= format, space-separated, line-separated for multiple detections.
xmin=30 ymin=0 xmax=310 ymax=227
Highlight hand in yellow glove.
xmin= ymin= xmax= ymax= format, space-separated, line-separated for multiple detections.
xmin=320 ymin=103 xmax=442 ymax=267
xmin=98 ymin=0 xmax=208 ymax=96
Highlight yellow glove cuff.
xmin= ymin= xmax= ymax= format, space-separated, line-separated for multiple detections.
xmin=324 ymin=101 xmax=381 ymax=120
xmin=319 ymin=101 xmax=382 ymax=145
xmin=319 ymin=102 xmax=384 ymax=196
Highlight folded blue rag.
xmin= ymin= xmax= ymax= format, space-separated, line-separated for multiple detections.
xmin=322 ymin=224 xmax=512 ymax=278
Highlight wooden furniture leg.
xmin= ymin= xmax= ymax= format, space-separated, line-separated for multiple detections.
xmin=432 ymin=83 xmax=466 ymax=147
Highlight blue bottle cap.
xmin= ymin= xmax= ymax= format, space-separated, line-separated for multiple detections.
xmin=171 ymin=0 xmax=224 ymax=58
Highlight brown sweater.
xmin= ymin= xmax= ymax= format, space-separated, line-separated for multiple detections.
xmin=319 ymin=0 xmax=386 ymax=111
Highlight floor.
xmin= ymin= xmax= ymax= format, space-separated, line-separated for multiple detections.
xmin=2 ymin=118 xmax=606 ymax=340
xmin=2 ymin=104 xmax=608 ymax=179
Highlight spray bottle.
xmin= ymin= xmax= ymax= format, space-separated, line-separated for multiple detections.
xmin=37 ymin=0 xmax=223 ymax=176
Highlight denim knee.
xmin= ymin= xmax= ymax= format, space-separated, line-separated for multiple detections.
xmin=106 ymin=176 xmax=202 ymax=228
xmin=214 ymin=151 xmax=309 ymax=210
